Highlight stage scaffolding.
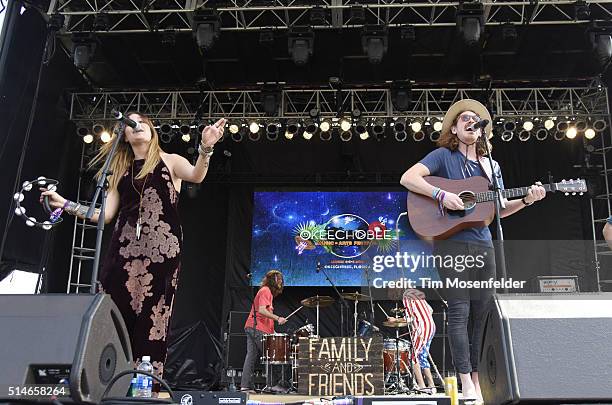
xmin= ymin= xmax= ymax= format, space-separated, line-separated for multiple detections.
xmin=47 ymin=0 xmax=612 ymax=34
xmin=65 ymin=82 xmax=612 ymax=293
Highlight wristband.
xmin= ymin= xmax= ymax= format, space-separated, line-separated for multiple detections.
xmin=198 ymin=144 xmax=214 ymax=157
xmin=521 ymin=197 xmax=533 ymax=206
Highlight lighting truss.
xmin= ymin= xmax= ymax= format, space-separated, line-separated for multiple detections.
xmin=69 ymin=83 xmax=610 ymax=123
xmin=48 ymin=0 xmax=612 ymax=34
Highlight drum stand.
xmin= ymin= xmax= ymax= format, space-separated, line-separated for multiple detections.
xmin=262 ymin=362 xmax=291 ymax=394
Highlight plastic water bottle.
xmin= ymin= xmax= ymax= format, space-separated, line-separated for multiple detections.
xmin=135 ymin=356 xmax=153 ymax=398
xmin=128 ymin=378 xmax=138 ymax=397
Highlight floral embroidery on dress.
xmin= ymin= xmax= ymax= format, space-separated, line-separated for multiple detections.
xmin=149 ymin=295 xmax=171 ymax=341
xmin=124 ymin=258 xmax=153 ymax=314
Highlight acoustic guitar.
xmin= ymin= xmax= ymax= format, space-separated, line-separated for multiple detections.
xmin=407 ymin=176 xmax=587 ymax=240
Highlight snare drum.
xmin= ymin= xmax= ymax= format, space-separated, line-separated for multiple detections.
xmin=293 ymin=324 xmax=315 ymax=340
xmin=261 ymin=333 xmax=291 ymax=364
xmin=383 ymin=338 xmax=410 ymax=374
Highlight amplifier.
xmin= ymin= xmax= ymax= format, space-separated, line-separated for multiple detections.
xmin=172 ymin=391 xmax=247 ymax=405
xmin=228 ymin=311 xmax=249 ymax=335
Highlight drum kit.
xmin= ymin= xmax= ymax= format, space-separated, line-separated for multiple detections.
xmin=258 ymin=293 xmax=421 ymax=394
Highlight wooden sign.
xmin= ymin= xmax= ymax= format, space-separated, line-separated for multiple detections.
xmin=297 ymin=336 xmax=384 ymax=396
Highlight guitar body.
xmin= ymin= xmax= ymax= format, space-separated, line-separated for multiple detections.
xmin=407 ymin=176 xmax=495 ymax=240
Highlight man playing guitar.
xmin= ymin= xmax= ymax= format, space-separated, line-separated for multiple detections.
xmin=400 ymin=99 xmax=546 ymax=402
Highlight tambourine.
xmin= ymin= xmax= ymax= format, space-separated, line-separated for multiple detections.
xmin=13 ymin=176 xmax=63 ymax=230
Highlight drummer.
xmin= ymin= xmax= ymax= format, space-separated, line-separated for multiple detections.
xmin=241 ymin=270 xmax=287 ymax=393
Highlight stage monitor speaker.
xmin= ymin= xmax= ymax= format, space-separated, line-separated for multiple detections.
xmin=225 ymin=334 xmax=248 ymax=369
xmin=0 ymin=293 xmax=133 ymax=403
xmin=172 ymin=390 xmax=247 ymax=405
xmin=479 ymin=293 xmax=612 ymax=405
xmin=228 ymin=311 xmax=249 ymax=335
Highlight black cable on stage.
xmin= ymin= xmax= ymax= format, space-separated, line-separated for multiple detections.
xmin=0 ymin=19 xmax=56 ymax=268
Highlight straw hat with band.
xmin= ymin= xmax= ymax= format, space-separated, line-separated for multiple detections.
xmin=440 ymin=98 xmax=492 ymax=139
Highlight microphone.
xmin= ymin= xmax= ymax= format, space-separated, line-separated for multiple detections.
xmin=111 ymin=109 xmax=143 ymax=131
xmin=466 ymin=119 xmax=489 ymax=133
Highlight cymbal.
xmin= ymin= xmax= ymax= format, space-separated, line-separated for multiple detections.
xmin=301 ymin=295 xmax=335 ymax=308
xmin=383 ymin=318 xmax=408 ymax=328
xmin=341 ymin=292 xmax=371 ymax=301
xmin=389 ymin=307 xmax=405 ymax=315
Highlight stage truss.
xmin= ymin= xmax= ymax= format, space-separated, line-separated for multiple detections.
xmin=69 ymin=84 xmax=610 ymax=122
xmin=48 ymin=0 xmax=612 ymax=34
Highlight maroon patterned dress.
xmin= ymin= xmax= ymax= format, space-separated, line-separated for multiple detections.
xmin=100 ymin=158 xmax=181 ymax=377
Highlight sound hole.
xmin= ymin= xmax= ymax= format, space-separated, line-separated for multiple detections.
xmin=447 ymin=191 xmax=476 ymax=217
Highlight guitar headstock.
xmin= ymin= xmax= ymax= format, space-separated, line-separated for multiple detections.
xmin=556 ymin=178 xmax=588 ymax=195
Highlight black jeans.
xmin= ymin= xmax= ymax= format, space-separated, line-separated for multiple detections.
xmin=434 ymin=240 xmax=496 ymax=374
xmin=240 ymin=327 xmax=263 ymax=389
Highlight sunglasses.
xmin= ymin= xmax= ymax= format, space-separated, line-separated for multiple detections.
xmin=458 ymin=113 xmax=481 ymax=123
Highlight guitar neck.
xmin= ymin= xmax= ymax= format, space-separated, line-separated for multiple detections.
xmin=476 ymin=184 xmax=554 ymax=203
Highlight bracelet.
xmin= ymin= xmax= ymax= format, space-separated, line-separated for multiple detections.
xmin=431 ymin=187 xmax=441 ymax=199
xmin=198 ymin=144 xmax=214 ymax=157
xmin=521 ymin=197 xmax=533 ymax=206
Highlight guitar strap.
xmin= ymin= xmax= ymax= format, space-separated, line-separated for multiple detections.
xmin=477 ymin=156 xmax=494 ymax=184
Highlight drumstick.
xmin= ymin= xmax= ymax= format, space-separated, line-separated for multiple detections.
xmin=285 ymin=305 xmax=303 ymax=320
xmin=377 ymin=303 xmax=390 ymax=318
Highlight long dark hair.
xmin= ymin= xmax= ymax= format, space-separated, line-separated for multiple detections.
xmin=261 ymin=270 xmax=284 ymax=297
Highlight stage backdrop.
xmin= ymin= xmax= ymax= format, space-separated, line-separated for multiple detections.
xmin=251 ymin=190 xmax=437 ymax=287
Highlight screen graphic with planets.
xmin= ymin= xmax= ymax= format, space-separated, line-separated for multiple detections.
xmin=251 ymin=191 xmax=439 ymax=287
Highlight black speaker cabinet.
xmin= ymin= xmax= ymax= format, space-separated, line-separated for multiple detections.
xmin=0 ymin=293 xmax=133 ymax=403
xmin=479 ymin=293 xmax=612 ymax=405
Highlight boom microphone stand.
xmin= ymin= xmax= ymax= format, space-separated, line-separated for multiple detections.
xmin=317 ymin=261 xmax=350 ymax=337
xmin=86 ymin=121 xmax=125 ymax=294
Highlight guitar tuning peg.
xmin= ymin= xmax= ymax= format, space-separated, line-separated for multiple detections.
xmin=565 ymin=192 xmax=569 ymax=196
xmin=572 ymin=192 xmax=576 ymax=196
xmin=580 ymin=192 xmax=584 ymax=195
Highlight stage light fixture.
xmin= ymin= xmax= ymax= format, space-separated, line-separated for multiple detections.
xmin=193 ymin=9 xmax=220 ymax=50
xmin=231 ymin=130 xmax=244 ymax=142
xmin=182 ymin=133 xmax=191 ymax=142
xmin=575 ymin=119 xmax=587 ymax=132
xmin=340 ymin=118 xmax=352 ymax=132
xmin=248 ymin=130 xmax=261 ymax=141
xmin=544 ymin=118 xmax=555 ymax=130
xmin=585 ymin=128 xmax=596 ymax=139
xmin=566 ymin=126 xmax=578 ymax=139
xmin=535 ymin=128 xmax=548 ymax=141
xmin=249 ymin=120 xmax=261 ymax=134
xmin=501 ymin=131 xmax=514 ymax=142
xmin=180 ymin=123 xmax=191 ymax=135
xmin=83 ymin=134 xmax=94 ymax=144
xmin=320 ymin=130 xmax=332 ymax=141
xmin=100 ymin=131 xmax=112 ymax=143
xmin=391 ymin=80 xmax=412 ymax=111
xmin=574 ymin=0 xmax=591 ymax=20
xmin=518 ymin=130 xmax=531 ymax=142
xmin=310 ymin=6 xmax=326 ymax=25
xmin=288 ymin=27 xmax=314 ymax=66
xmin=371 ymin=119 xmax=385 ymax=137
xmin=429 ymin=131 xmax=441 ymax=142
xmin=77 ymin=125 xmax=90 ymax=137
xmin=554 ymin=130 xmax=565 ymax=141
xmin=557 ymin=121 xmax=569 ymax=132
xmin=319 ymin=119 xmax=331 ymax=132
xmin=229 ymin=123 xmax=241 ymax=134
xmin=503 ymin=120 xmax=516 ymax=132
xmin=355 ymin=120 xmax=368 ymax=136
xmin=501 ymin=22 xmax=518 ymax=41
xmin=410 ymin=119 xmax=422 ymax=133
xmin=304 ymin=119 xmax=318 ymax=135
xmin=413 ymin=131 xmax=425 ymax=142
xmin=350 ymin=5 xmax=365 ymax=24
xmin=160 ymin=123 xmax=173 ymax=135
xmin=71 ymin=33 xmax=96 ymax=70
xmin=522 ymin=120 xmax=534 ymax=132
xmin=340 ymin=130 xmax=353 ymax=142
xmin=395 ymin=131 xmax=407 ymax=142
xmin=359 ymin=131 xmax=369 ymax=140
xmin=456 ymin=2 xmax=484 ymax=46
xmin=93 ymin=13 xmax=110 ymax=31
xmin=197 ymin=123 xmax=206 ymax=133
xmin=361 ymin=25 xmax=388 ymax=64
xmin=400 ymin=25 xmax=416 ymax=41
xmin=593 ymin=118 xmax=607 ymax=131
xmin=432 ymin=118 xmax=443 ymax=132
xmin=285 ymin=120 xmax=299 ymax=139
xmin=92 ymin=123 xmax=104 ymax=136
xmin=303 ymin=131 xmax=313 ymax=140
xmin=261 ymin=85 xmax=281 ymax=115
xmin=266 ymin=122 xmax=280 ymax=141
xmin=394 ymin=118 xmax=407 ymax=133
xmin=588 ymin=22 xmax=612 ymax=67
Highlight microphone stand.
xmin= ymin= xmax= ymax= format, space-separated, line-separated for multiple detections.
xmin=317 ymin=262 xmax=350 ymax=337
xmin=86 ymin=122 xmax=125 ymax=294
xmin=480 ymin=130 xmax=509 ymax=293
